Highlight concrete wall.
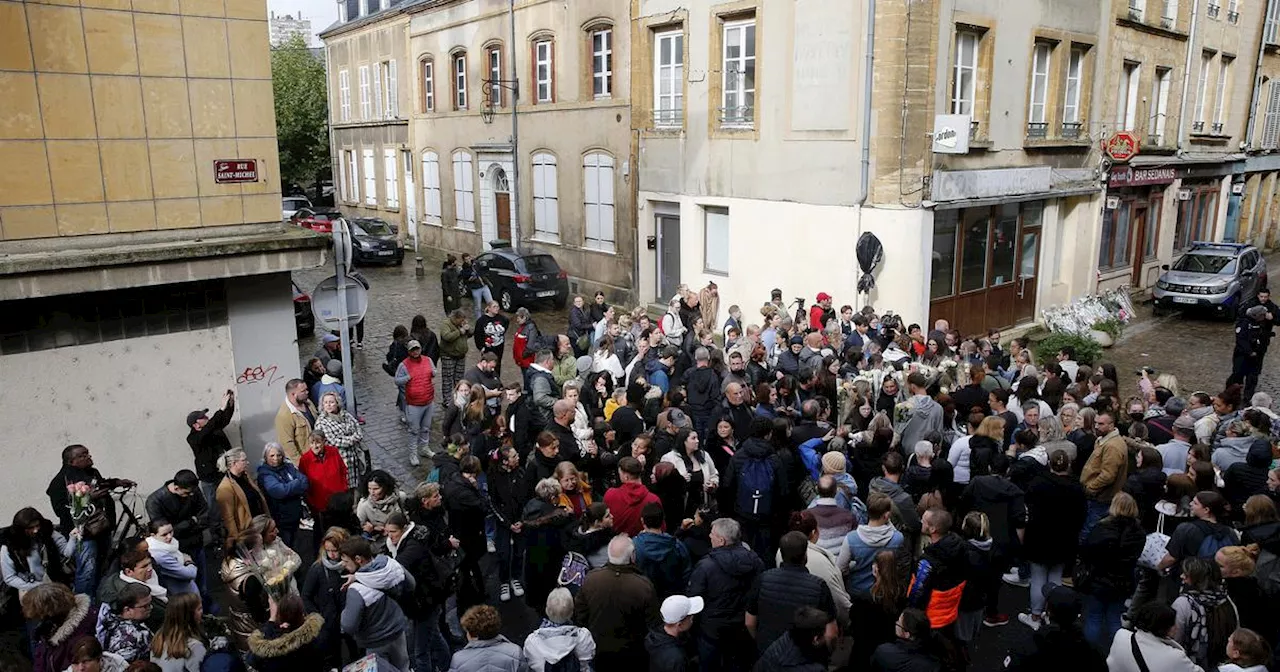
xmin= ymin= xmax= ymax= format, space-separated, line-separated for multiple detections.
xmin=0 ymin=0 xmax=282 ymax=240
xmin=0 ymin=327 xmax=237 ymax=519
xmin=227 ymin=273 xmax=302 ymax=456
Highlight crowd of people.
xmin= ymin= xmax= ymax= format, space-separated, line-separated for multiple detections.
xmin=6 ymin=269 xmax=1280 ymax=672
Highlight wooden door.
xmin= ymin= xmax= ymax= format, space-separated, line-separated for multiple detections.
xmin=1129 ymin=205 xmax=1148 ymax=286
xmin=495 ymin=192 xmax=512 ymax=241
xmin=983 ymin=204 xmax=1021 ymax=331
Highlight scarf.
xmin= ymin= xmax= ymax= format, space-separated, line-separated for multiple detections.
xmin=1182 ymin=586 xmax=1231 ymax=663
xmin=315 ymin=411 xmax=361 ymax=449
xmin=321 ymin=556 xmax=344 ymax=572
xmin=856 ymin=522 xmax=898 ymax=547
xmin=120 ymin=571 xmax=168 ymax=602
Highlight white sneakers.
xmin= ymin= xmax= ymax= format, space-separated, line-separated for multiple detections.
xmin=1001 ymin=570 xmax=1030 ymax=588
xmin=511 ymin=579 xmax=525 ymax=597
xmin=1017 ymin=613 xmax=1042 ymax=631
xmin=500 ymin=583 xmax=512 ymax=602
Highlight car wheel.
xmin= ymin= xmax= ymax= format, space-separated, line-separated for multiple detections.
xmin=500 ymin=290 xmax=515 ymax=312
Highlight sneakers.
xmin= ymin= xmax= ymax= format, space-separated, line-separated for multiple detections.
xmin=500 ymin=583 xmax=511 ymax=602
xmin=356 ymin=341 xmax=364 ymax=350
xmin=409 ymin=451 xmax=421 ymax=467
xmin=1001 ymin=570 xmax=1030 ymax=588
xmin=487 ymin=539 xmax=497 ymax=553
xmin=511 ymin=579 xmax=525 ymax=597
xmin=983 ymin=614 xmax=1010 ymax=627
xmin=1017 ymin=613 xmax=1042 ymax=631
xmin=357 ymin=415 xmax=366 ymax=425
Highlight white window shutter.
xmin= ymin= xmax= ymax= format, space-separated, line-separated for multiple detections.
xmin=373 ymin=65 xmax=383 ymax=119
xmin=389 ymin=60 xmax=398 ymax=117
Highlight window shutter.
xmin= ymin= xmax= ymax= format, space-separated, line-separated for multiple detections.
xmin=389 ymin=60 xmax=398 ymax=117
xmin=373 ymin=64 xmax=383 ymax=119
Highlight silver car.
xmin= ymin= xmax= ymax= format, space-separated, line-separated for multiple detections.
xmin=282 ymin=196 xmax=311 ymax=221
xmin=1152 ymin=242 xmax=1268 ymax=317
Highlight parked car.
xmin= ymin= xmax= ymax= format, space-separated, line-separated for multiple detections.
xmin=350 ymin=217 xmax=404 ymax=266
xmin=292 ymin=280 xmax=315 ymax=335
xmin=1153 ymin=241 xmax=1268 ymax=317
xmin=282 ymin=196 xmax=311 ymax=221
xmin=290 ymin=207 xmax=343 ymax=233
xmin=468 ymin=243 xmax=570 ymax=311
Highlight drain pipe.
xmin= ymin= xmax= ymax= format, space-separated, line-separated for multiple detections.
xmin=855 ymin=0 xmax=876 ymax=312
xmin=1176 ymin=0 xmax=1201 ymax=151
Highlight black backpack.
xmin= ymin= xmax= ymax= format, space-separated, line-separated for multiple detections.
xmin=736 ymin=455 xmax=776 ymax=519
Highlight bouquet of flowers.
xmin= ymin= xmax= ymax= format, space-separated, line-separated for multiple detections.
xmin=236 ymin=540 xmax=301 ymax=601
xmin=65 ymin=481 xmax=106 ymax=542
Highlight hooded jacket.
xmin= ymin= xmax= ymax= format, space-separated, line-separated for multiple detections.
xmin=960 ymin=476 xmax=1026 ymax=556
xmin=340 ymin=555 xmax=414 ymax=650
xmin=246 ymin=614 xmax=326 ymax=672
xmin=449 ymin=636 xmax=526 ymax=672
xmin=683 ymin=365 xmax=724 ymax=422
xmin=1224 ymin=439 xmax=1273 ymax=518
xmin=754 ymin=632 xmax=826 ymax=672
xmin=1075 ymin=515 xmax=1146 ymax=599
xmin=899 ymin=395 xmax=943 ymax=454
xmin=837 ymin=522 xmax=905 ymax=594
xmin=644 ymin=629 xmax=688 ymax=672
xmin=688 ymin=542 xmax=765 ymax=637
xmin=603 ymin=482 xmax=662 ymax=538
xmin=869 ymin=477 xmax=921 ymax=535
xmin=1215 ymin=435 xmax=1267 ymax=472
xmin=1022 ymin=471 xmax=1086 ymax=565
xmin=35 ymin=594 xmax=97 ymax=672
xmin=524 ymin=622 xmax=596 ymax=672
xmin=633 ymin=530 xmax=693 ymax=598
xmin=722 ymin=438 xmax=788 ymax=522
xmin=573 ymin=563 xmax=659 ymax=656
xmin=907 ymin=532 xmax=970 ymax=628
xmin=1105 ymin=629 xmax=1203 ymax=672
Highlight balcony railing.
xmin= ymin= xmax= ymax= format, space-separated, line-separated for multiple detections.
xmin=653 ymin=108 xmax=684 ymax=127
xmin=718 ymin=106 xmax=754 ymax=127
xmin=1212 ymin=121 xmax=1225 ymax=134
xmin=1061 ymin=122 xmax=1084 ymax=139
xmin=1128 ymin=6 xmax=1144 ymax=20
xmin=1161 ymin=16 xmax=1175 ymax=28
xmin=1207 ymin=3 xmax=1221 ymax=17
xmin=970 ymin=120 xmax=981 ymax=139
xmin=1193 ymin=120 xmax=1206 ymax=132
xmin=1228 ymin=10 xmax=1240 ymax=22
xmin=1026 ymin=122 xmax=1049 ymax=139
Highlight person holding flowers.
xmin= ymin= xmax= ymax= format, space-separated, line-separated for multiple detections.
xmin=46 ymin=444 xmax=135 ymax=596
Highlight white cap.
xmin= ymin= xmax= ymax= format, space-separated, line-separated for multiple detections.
xmin=660 ymin=595 xmax=704 ymax=624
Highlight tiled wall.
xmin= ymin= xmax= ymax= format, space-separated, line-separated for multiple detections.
xmin=0 ymin=0 xmax=281 ymax=241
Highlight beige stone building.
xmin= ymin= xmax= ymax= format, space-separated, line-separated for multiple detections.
xmin=401 ymin=0 xmax=637 ymax=302
xmin=321 ymin=2 xmax=416 ymax=233
xmin=0 ymin=0 xmax=325 ymax=515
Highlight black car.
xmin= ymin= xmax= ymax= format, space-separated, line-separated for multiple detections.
xmin=470 ymin=244 xmax=570 ymax=311
xmin=350 ymin=217 xmax=404 ymax=265
xmin=292 ymin=280 xmax=314 ymax=335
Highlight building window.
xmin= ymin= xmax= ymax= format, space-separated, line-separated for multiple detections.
xmin=1195 ymin=51 xmax=1212 ymax=128
xmin=1118 ymin=61 xmax=1140 ymax=131
xmin=362 ymin=148 xmax=377 ymax=206
xmin=592 ymin=29 xmax=613 ymax=98
xmin=583 ymin=152 xmax=615 ymax=252
xmin=704 ymin=207 xmax=729 ymax=275
xmin=951 ymin=31 xmax=978 ymax=116
xmin=420 ymin=59 xmax=434 ymax=112
xmin=1269 ymin=0 xmax=1280 ymax=44
xmin=422 ymin=151 xmax=442 ymax=226
xmin=359 ymin=65 xmax=371 ymax=120
xmin=532 ymin=152 xmax=559 ymax=242
xmin=1228 ymin=0 xmax=1239 ymax=22
xmin=1214 ymin=56 xmax=1232 ymax=131
xmin=339 ymin=70 xmax=351 ymax=122
xmin=535 ymin=40 xmax=554 ymax=103
xmin=654 ymin=29 xmax=684 ymax=126
xmin=1144 ymin=196 xmax=1163 ymax=259
xmin=1028 ymin=42 xmax=1052 ymax=125
xmin=1099 ymin=202 xmax=1133 ymax=270
xmin=453 ymin=52 xmax=468 ymax=110
xmin=721 ymin=18 xmax=756 ymax=127
xmin=383 ymin=149 xmax=398 ymax=209
xmin=338 ymin=150 xmax=349 ymax=202
xmin=932 ymin=212 xmax=959 ymax=300
xmin=378 ymin=60 xmax=398 ymax=118
xmin=1152 ymin=66 xmax=1172 ymax=144
xmin=1163 ymin=0 xmax=1179 ymax=25
xmin=1263 ymin=80 xmax=1280 ymax=148
xmin=1063 ymin=47 xmax=1083 ymax=124
xmin=1128 ymin=0 xmax=1144 ymax=20
xmin=487 ymin=46 xmax=503 ymax=107
xmin=452 ymin=150 xmax=475 ymax=230
xmin=345 ymin=150 xmax=359 ymax=203
xmin=1175 ymin=185 xmax=1219 ymax=250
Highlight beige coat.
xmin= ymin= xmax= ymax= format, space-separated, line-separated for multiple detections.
xmin=1081 ymin=430 xmax=1129 ymax=503
xmin=274 ymin=399 xmax=317 ymax=461
xmin=216 ymin=473 xmax=268 ymax=548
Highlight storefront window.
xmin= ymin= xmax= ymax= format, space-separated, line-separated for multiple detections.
xmin=1099 ymin=201 xmax=1132 ymax=269
xmin=931 ymin=212 xmax=959 ymax=300
xmin=990 ymin=204 xmax=1018 ymax=286
xmin=1143 ymin=197 xmax=1162 ymax=259
xmin=1174 ymin=185 xmax=1218 ymax=252
xmin=960 ymin=208 xmax=990 ymax=293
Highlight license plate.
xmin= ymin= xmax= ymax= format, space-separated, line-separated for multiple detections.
xmin=1173 ymin=297 xmax=1198 ymax=304
xmin=377 ymin=250 xmax=394 ymax=256
xmin=536 ymin=290 xmax=556 ymax=297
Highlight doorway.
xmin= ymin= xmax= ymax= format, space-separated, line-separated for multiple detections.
xmin=493 ymin=167 xmax=512 ymax=241
xmin=1129 ymin=205 xmax=1149 ymax=286
xmin=657 ymin=213 xmax=681 ymax=301
xmin=402 ymin=150 xmax=416 ymax=248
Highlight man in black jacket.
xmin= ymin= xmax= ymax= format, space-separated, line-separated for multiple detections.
xmin=144 ymin=470 xmax=206 ymax=555
xmin=503 ymin=382 xmax=535 ymax=459
xmin=474 ymin=301 xmax=510 ymax=376
xmin=186 ymin=390 xmax=235 ymax=530
xmin=687 ymin=517 xmax=764 ymax=672
xmin=645 ymin=594 xmax=702 ymax=672
xmin=756 ymin=607 xmax=831 ymax=672
xmin=682 ymin=347 xmax=723 ymax=439
xmin=487 ymin=446 xmax=527 ymax=602
xmin=46 ymin=443 xmax=135 ymax=595
xmin=611 ymin=382 xmax=648 ymax=453
xmin=711 ymin=382 xmax=754 ymax=443
xmin=523 ymin=431 xmax=563 ymax=502
xmin=745 ymin=532 xmax=837 ymax=654
xmin=1002 ymin=586 xmax=1106 ymax=672
xmin=721 ymin=417 xmax=788 ymax=564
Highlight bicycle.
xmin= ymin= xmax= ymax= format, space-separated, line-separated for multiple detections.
xmin=103 ymin=484 xmax=149 ymax=564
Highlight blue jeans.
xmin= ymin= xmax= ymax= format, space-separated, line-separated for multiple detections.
xmin=471 ymin=286 xmax=493 ymax=320
xmin=412 ymin=605 xmax=452 ymax=672
xmin=1080 ymin=499 xmax=1110 ymax=544
xmin=494 ymin=524 xmax=526 ymax=584
xmin=73 ymin=538 xmax=97 ymax=595
xmin=1082 ymin=594 xmax=1125 ymax=648
xmin=1029 ymin=562 xmax=1064 ymax=616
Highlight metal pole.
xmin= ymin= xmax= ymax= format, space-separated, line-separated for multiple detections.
xmin=333 ymin=220 xmax=356 ymax=414
xmin=509 ymin=0 xmax=521 ymax=252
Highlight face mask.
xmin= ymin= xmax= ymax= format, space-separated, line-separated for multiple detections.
xmin=1129 ymin=412 xmax=1144 ymax=423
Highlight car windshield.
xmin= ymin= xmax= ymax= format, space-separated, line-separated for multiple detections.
xmin=354 ymin=219 xmax=394 ymax=236
xmin=1172 ymin=253 xmax=1236 ymax=275
xmin=523 ymin=255 xmax=559 ymax=273
xmin=284 ymin=198 xmax=308 ymax=207
xmin=311 ymin=213 xmax=335 ymax=222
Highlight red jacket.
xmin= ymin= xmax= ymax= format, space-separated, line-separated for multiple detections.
xmin=512 ymin=325 xmax=535 ymax=370
xmin=808 ymin=305 xmax=826 ymax=331
xmin=402 ymin=355 xmax=435 ymax=406
xmin=603 ymin=482 xmax=661 ymax=537
xmin=298 ymin=446 xmax=348 ymax=514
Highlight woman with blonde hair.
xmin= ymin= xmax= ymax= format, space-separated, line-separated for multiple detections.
xmin=150 ymin=592 xmax=212 ymax=672
xmin=553 ymin=461 xmax=592 ymax=516
xmin=313 ymin=390 xmax=365 ymax=494
xmin=1075 ymin=492 xmax=1146 ymax=647
xmin=215 ymin=448 xmax=268 ymax=550
xmin=301 ymin=527 xmax=351 ymax=669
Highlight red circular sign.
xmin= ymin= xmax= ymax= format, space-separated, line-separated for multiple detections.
xmin=1104 ymin=132 xmax=1140 ymax=162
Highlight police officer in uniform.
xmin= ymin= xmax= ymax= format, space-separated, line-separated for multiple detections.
xmin=1230 ymin=305 xmax=1270 ymax=401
